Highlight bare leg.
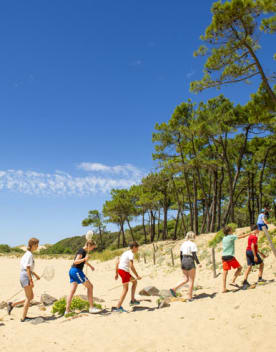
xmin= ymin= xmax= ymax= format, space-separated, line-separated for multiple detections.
xmin=258 ymin=262 xmax=264 ymax=279
xmin=232 ymin=266 xmax=242 ymax=283
xmin=83 ymin=280 xmax=93 ymax=308
xmin=187 ymin=268 xmax=196 ymax=300
xmin=66 ymin=282 xmax=78 ymax=312
xmin=222 ymin=270 xmax=228 ymax=293
xmin=117 ymin=283 xmax=129 ymax=308
xmin=11 ymin=299 xmax=25 ymax=308
xmin=131 ymin=279 xmax=137 ymax=301
xmin=22 ymin=286 xmax=34 ymax=320
xmin=243 ymin=266 xmax=252 ymax=282
xmin=172 ymin=270 xmax=189 ymax=292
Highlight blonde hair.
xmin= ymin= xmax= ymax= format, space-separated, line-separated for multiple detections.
xmin=27 ymin=237 xmax=39 ymax=251
xmin=85 ymin=240 xmax=96 ymax=248
xmin=186 ymin=231 xmax=196 ymax=240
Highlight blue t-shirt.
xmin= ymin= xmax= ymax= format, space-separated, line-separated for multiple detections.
xmin=257 ymin=213 xmax=265 ymax=225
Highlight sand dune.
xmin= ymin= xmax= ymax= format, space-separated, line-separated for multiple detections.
xmin=1 ymin=227 xmax=276 ymax=352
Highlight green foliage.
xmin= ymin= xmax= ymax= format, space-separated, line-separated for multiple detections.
xmin=0 ymin=244 xmax=11 ymax=253
xmin=208 ymin=223 xmax=238 ymax=248
xmin=52 ymin=297 xmax=102 ymax=315
xmin=91 ymin=248 xmax=124 ymax=262
xmin=190 ymin=0 xmax=276 ymax=106
xmin=40 ymin=236 xmax=85 ymax=255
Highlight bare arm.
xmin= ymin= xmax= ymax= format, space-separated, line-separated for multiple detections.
xmin=73 ymin=254 xmax=87 ymax=265
xmin=115 ymin=258 xmax=119 ymax=280
xmin=26 ymin=266 xmax=34 ymax=287
xmin=237 ymin=233 xmax=250 ymax=239
xmin=129 ymin=261 xmax=141 ymax=279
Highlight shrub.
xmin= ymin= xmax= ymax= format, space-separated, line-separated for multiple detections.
xmin=0 ymin=244 xmax=11 ymax=253
xmin=52 ymin=297 xmax=102 ymax=315
xmin=208 ymin=223 xmax=238 ymax=248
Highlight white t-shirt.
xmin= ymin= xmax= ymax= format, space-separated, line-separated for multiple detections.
xmin=20 ymin=250 xmax=35 ymax=271
xmin=118 ymin=250 xmax=134 ymax=272
xmin=180 ymin=241 xmax=197 ymax=256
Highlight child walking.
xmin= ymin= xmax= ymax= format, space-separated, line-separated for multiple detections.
xmin=65 ymin=240 xmax=100 ymax=315
xmin=242 ymin=225 xmax=267 ymax=288
xmin=170 ymin=231 xmax=200 ymax=301
xmin=221 ymin=226 xmax=249 ymax=293
xmin=7 ymin=237 xmax=40 ymax=322
xmin=114 ymin=242 xmax=141 ymax=312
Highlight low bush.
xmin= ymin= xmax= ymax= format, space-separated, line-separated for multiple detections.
xmin=52 ymin=297 xmax=102 ymax=315
xmin=208 ymin=223 xmax=238 ymax=248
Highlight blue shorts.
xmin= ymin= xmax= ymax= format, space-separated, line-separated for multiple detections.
xmin=257 ymin=224 xmax=268 ymax=231
xmin=69 ymin=267 xmax=88 ymax=284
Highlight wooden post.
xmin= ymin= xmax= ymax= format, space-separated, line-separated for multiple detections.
xmin=263 ymin=227 xmax=276 ymax=258
xmin=212 ymin=247 xmax=216 ymax=278
xmin=153 ymin=244 xmax=156 ymax=265
xmin=143 ymin=253 xmax=147 ymax=264
xmin=170 ymin=248 xmax=174 ymax=266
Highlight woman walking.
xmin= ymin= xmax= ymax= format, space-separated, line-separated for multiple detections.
xmin=170 ymin=231 xmax=200 ymax=301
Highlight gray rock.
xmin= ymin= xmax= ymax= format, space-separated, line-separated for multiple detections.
xmin=0 ymin=301 xmax=7 ymax=309
xmin=40 ymin=294 xmax=57 ymax=306
xmin=159 ymin=289 xmax=173 ymax=298
xmin=75 ymin=295 xmax=105 ymax=303
xmin=31 ymin=317 xmax=45 ymax=325
xmin=158 ymin=298 xmax=170 ymax=309
xmin=139 ymin=286 xmax=160 ymax=296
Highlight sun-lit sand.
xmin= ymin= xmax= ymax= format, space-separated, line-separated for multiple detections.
xmin=1 ymin=227 xmax=276 ymax=352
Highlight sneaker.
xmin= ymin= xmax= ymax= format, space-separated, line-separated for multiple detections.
xmin=7 ymin=302 xmax=14 ymax=315
xmin=258 ymin=278 xmax=267 ymax=283
xmin=20 ymin=316 xmax=34 ymax=322
xmin=242 ymin=280 xmax=250 ymax=290
xmin=129 ymin=300 xmax=140 ymax=306
xmin=170 ymin=289 xmax=177 ymax=297
xmin=113 ymin=306 xmax=127 ymax=313
xmin=89 ymin=307 xmax=101 ymax=314
xmin=64 ymin=311 xmax=70 ymax=316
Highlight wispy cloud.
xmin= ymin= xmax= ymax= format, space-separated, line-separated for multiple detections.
xmin=0 ymin=163 xmax=146 ymax=196
xmin=186 ymin=70 xmax=196 ymax=79
xmin=129 ymin=59 xmax=143 ymax=67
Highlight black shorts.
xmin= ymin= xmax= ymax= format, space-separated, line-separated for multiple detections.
xmin=246 ymin=250 xmax=263 ymax=266
xmin=181 ymin=256 xmax=195 ymax=270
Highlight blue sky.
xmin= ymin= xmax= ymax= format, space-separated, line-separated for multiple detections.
xmin=0 ymin=0 xmax=274 ymax=246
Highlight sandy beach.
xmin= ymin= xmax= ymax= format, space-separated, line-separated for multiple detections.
xmin=1 ymin=228 xmax=276 ymax=352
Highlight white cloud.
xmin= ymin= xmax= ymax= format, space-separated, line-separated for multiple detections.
xmin=78 ymin=162 xmax=144 ymax=178
xmin=0 ymin=163 xmax=146 ymax=196
xmin=186 ymin=70 xmax=196 ymax=79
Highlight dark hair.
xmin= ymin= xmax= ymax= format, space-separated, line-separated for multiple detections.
xmin=250 ymin=224 xmax=258 ymax=231
xmin=27 ymin=237 xmax=39 ymax=251
xmin=223 ymin=226 xmax=232 ymax=235
xmin=129 ymin=241 xmax=139 ymax=249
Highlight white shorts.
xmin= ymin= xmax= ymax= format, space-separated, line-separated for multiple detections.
xmin=20 ymin=271 xmax=30 ymax=288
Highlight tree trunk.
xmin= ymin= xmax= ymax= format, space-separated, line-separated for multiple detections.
xmin=150 ymin=210 xmax=156 ymax=242
xmin=217 ymin=168 xmax=224 ymax=230
xmin=173 ymin=209 xmax=180 ymax=240
xmin=162 ymin=203 xmax=168 ymax=240
xmin=126 ymin=217 xmax=135 ymax=242
xmin=142 ymin=211 xmax=147 ymax=244
xmin=193 ymin=174 xmax=199 ymax=235
xmin=121 ymin=221 xmax=126 ymax=247
xmin=210 ymin=170 xmax=218 ymax=232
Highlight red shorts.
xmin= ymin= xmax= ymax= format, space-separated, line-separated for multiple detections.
xmin=222 ymin=257 xmax=241 ymax=271
xmin=118 ymin=269 xmax=131 ymax=283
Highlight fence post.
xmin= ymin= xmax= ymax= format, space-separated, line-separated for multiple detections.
xmin=212 ymin=247 xmax=216 ymax=278
xmin=152 ymin=244 xmax=156 ymax=265
xmin=170 ymin=248 xmax=174 ymax=266
xmin=263 ymin=227 xmax=276 ymax=258
xmin=143 ymin=253 xmax=147 ymax=264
